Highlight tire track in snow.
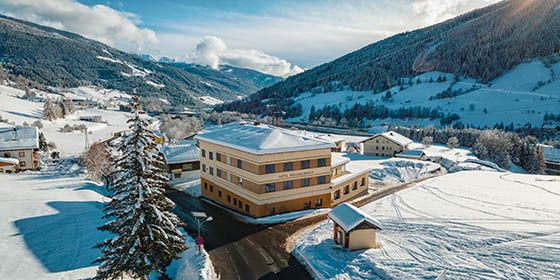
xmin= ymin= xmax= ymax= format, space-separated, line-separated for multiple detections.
xmin=499 ymin=173 xmax=560 ymax=197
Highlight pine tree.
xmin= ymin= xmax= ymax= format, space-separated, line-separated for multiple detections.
xmin=63 ymin=98 xmax=76 ymax=116
xmin=93 ymin=97 xmax=187 ymax=280
xmin=38 ymin=132 xmax=48 ymax=152
xmin=43 ymin=97 xmax=57 ymax=121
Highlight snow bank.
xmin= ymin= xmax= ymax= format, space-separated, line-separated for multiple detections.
xmin=163 ymin=232 xmax=217 ymax=280
xmin=368 ymin=159 xmax=440 ymax=183
xmin=171 ymin=180 xmax=202 ymax=198
xmin=234 ymin=208 xmax=329 ymax=225
xmin=293 ymin=171 xmax=560 ymax=279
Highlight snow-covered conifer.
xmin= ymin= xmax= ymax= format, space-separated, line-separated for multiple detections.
xmin=43 ymin=97 xmax=57 ymax=121
xmin=93 ymin=97 xmax=186 ymax=280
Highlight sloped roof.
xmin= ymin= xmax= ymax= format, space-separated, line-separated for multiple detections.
xmin=541 ymin=144 xmax=560 ymax=163
xmin=396 ymin=149 xmax=425 ymax=158
xmin=162 ymin=142 xmax=200 ymax=164
xmin=362 ymin=131 xmax=412 ymax=147
xmin=0 ymin=126 xmax=39 ymax=150
xmin=328 ymin=203 xmax=383 ymax=232
xmin=0 ymin=157 xmax=19 ymax=165
xmin=195 ymin=122 xmax=335 ymax=155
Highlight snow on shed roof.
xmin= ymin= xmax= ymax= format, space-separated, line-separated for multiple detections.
xmin=396 ymin=149 xmax=425 ymax=158
xmin=328 ymin=203 xmax=383 ymax=232
xmin=195 ymin=122 xmax=335 ymax=155
xmin=0 ymin=157 xmax=19 ymax=165
xmin=0 ymin=126 xmax=39 ymax=150
xmin=162 ymin=142 xmax=200 ymax=164
xmin=541 ymin=145 xmax=560 ymax=163
xmin=362 ymin=131 xmax=412 ymax=147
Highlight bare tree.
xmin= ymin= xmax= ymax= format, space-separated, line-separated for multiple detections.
xmin=81 ymin=142 xmax=113 ymax=184
xmin=446 ymin=137 xmax=459 ymax=150
xmin=422 ymin=136 xmax=433 ymax=147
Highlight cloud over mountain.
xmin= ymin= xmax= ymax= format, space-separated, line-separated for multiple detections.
xmin=190 ymin=36 xmax=303 ymax=78
xmin=0 ymin=0 xmax=158 ymax=52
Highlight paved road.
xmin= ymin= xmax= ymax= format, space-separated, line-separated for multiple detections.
xmin=165 ymin=173 xmax=443 ymax=280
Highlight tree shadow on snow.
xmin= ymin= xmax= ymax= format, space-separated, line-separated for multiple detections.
xmin=13 ymin=201 xmax=110 ymax=273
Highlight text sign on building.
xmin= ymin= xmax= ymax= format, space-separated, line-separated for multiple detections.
xmin=278 ymin=170 xmax=314 ymax=180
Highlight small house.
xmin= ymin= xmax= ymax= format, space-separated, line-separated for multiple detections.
xmin=0 ymin=126 xmax=39 ymax=171
xmin=328 ymin=202 xmax=383 ymax=250
xmin=395 ymin=149 xmax=426 ymax=160
xmin=541 ymin=144 xmax=560 ymax=175
xmin=361 ymin=131 xmax=412 ymax=157
xmin=162 ymin=140 xmax=200 ymax=183
xmin=0 ymin=157 xmax=18 ymax=173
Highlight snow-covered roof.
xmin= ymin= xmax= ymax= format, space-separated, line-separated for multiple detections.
xmin=396 ymin=149 xmax=425 ymax=158
xmin=541 ymin=145 xmax=560 ymax=163
xmin=162 ymin=142 xmax=200 ymax=164
xmin=362 ymin=131 xmax=412 ymax=147
xmin=0 ymin=126 xmax=39 ymax=150
xmin=331 ymin=152 xmax=351 ymax=168
xmin=0 ymin=157 xmax=19 ymax=165
xmin=328 ymin=203 xmax=383 ymax=232
xmin=195 ymin=122 xmax=335 ymax=155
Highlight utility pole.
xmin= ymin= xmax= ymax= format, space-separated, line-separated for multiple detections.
xmin=84 ymin=127 xmax=89 ymax=150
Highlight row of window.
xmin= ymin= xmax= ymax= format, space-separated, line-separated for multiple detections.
xmin=3 ymin=151 xmax=26 ymax=158
xmin=333 ymin=177 xmax=366 ymax=200
xmin=204 ymin=182 xmax=250 ymax=213
xmin=264 ymin=175 xmax=327 ymax=192
xmin=375 ymin=146 xmax=393 ymax=151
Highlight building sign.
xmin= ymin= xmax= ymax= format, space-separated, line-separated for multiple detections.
xmin=278 ymin=170 xmax=314 ymax=179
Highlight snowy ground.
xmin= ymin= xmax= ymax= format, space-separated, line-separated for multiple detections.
xmin=293 ymin=171 xmax=560 ymax=279
xmin=288 ymin=58 xmax=560 ymax=129
xmin=0 ymin=85 xmax=138 ymax=156
xmin=0 ymin=161 xmax=214 ymax=280
xmin=172 ymin=180 xmax=202 ymax=198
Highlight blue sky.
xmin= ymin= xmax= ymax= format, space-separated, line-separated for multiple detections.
xmin=0 ymin=0 xmax=499 ymax=77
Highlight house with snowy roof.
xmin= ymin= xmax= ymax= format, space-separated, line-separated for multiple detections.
xmin=328 ymin=202 xmax=383 ymax=250
xmin=540 ymin=144 xmax=560 ymax=175
xmin=162 ymin=140 xmax=200 ymax=183
xmin=361 ymin=131 xmax=412 ymax=157
xmin=0 ymin=157 xmax=18 ymax=173
xmin=395 ymin=149 xmax=426 ymax=160
xmin=195 ymin=122 xmax=370 ymax=217
xmin=0 ymin=126 xmax=39 ymax=171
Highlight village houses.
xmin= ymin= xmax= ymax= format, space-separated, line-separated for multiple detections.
xmin=0 ymin=126 xmax=39 ymax=172
xmin=361 ymin=131 xmax=413 ymax=157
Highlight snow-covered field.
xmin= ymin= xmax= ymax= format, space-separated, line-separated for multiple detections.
xmin=0 ymin=85 xmax=138 ymax=156
xmin=288 ymin=58 xmax=560 ymax=129
xmin=0 ymin=161 xmax=214 ymax=280
xmin=293 ymin=171 xmax=560 ymax=279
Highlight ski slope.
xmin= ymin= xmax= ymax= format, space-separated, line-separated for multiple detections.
xmin=288 ymin=59 xmax=560 ymax=129
xmin=293 ymin=171 xmax=560 ymax=279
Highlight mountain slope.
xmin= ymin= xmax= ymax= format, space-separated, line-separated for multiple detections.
xmin=0 ymin=14 xmax=280 ymax=107
xmin=220 ymin=0 xmax=560 ymax=116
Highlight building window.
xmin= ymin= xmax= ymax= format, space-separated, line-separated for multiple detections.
xmin=218 ymin=190 xmax=222 ymax=197
xmin=334 ymin=190 xmax=340 ymax=199
xmin=209 ymin=185 xmax=213 ymax=192
xmin=300 ymin=178 xmax=310 ymax=187
xmin=237 ymin=159 xmax=242 ymax=168
xmin=354 ymin=181 xmax=358 ymax=190
xmin=238 ymin=201 xmax=243 ymax=209
xmin=204 ymin=182 xmax=207 ymax=190
xmin=382 ymin=147 xmax=385 ymax=150
xmin=333 ymin=168 xmax=338 ymax=176
xmin=234 ymin=198 xmax=237 ymax=205
xmin=202 ymin=164 xmax=206 ymax=172
xmin=201 ymin=149 xmax=206 ymax=157
xmin=317 ymin=175 xmax=326 ymax=184
xmin=265 ymin=164 xmax=275 ymax=174
xmin=18 ymin=151 xmax=25 ymax=157
xmin=3 ymin=152 xmax=10 ymax=157
xmin=301 ymin=160 xmax=310 ymax=169
xmin=209 ymin=152 xmax=213 ymax=160
xmin=182 ymin=163 xmax=193 ymax=171
xmin=270 ymin=207 xmax=276 ymax=215
xmin=245 ymin=204 xmax=250 ymax=213
xmin=20 ymin=161 xmax=26 ymax=167
xmin=361 ymin=177 xmax=366 ymax=186
xmin=315 ymin=199 xmax=323 ymax=207
xmin=344 ymin=185 xmax=349 ymax=194
xmin=216 ymin=152 xmax=221 ymax=161
xmin=317 ymin=158 xmax=327 ymax=167
xmin=227 ymin=195 xmax=231 ymax=203
xmin=227 ymin=173 xmax=231 ymax=182
xmin=226 ymin=155 xmax=231 ymax=164
xmin=265 ymin=183 xmax=276 ymax=193
xmin=174 ymin=173 xmax=181 ymax=179
xmin=209 ymin=167 xmax=214 ymax=175
xmin=283 ymin=161 xmax=293 ymax=171
xmin=304 ymin=201 xmax=311 ymax=209
xmin=217 ymin=169 xmax=222 ymax=177
xmin=376 ymin=139 xmax=379 ymax=143
xmin=238 ymin=177 xmax=243 ymax=185
xmin=283 ymin=180 xmax=293 ymax=190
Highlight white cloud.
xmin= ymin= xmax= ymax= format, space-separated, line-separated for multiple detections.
xmin=189 ymin=36 xmax=303 ymax=78
xmin=0 ymin=0 xmax=158 ymax=52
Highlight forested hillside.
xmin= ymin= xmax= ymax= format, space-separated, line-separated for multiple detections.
xmin=0 ymin=14 xmax=280 ymax=107
xmin=220 ymin=0 xmax=560 ymax=115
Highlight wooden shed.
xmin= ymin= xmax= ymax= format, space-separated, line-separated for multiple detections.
xmin=328 ymin=202 xmax=383 ymax=250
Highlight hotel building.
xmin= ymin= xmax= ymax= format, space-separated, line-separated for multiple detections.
xmin=195 ymin=122 xmax=370 ymax=218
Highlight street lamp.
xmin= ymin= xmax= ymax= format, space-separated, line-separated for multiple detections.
xmin=191 ymin=211 xmax=213 ymax=254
